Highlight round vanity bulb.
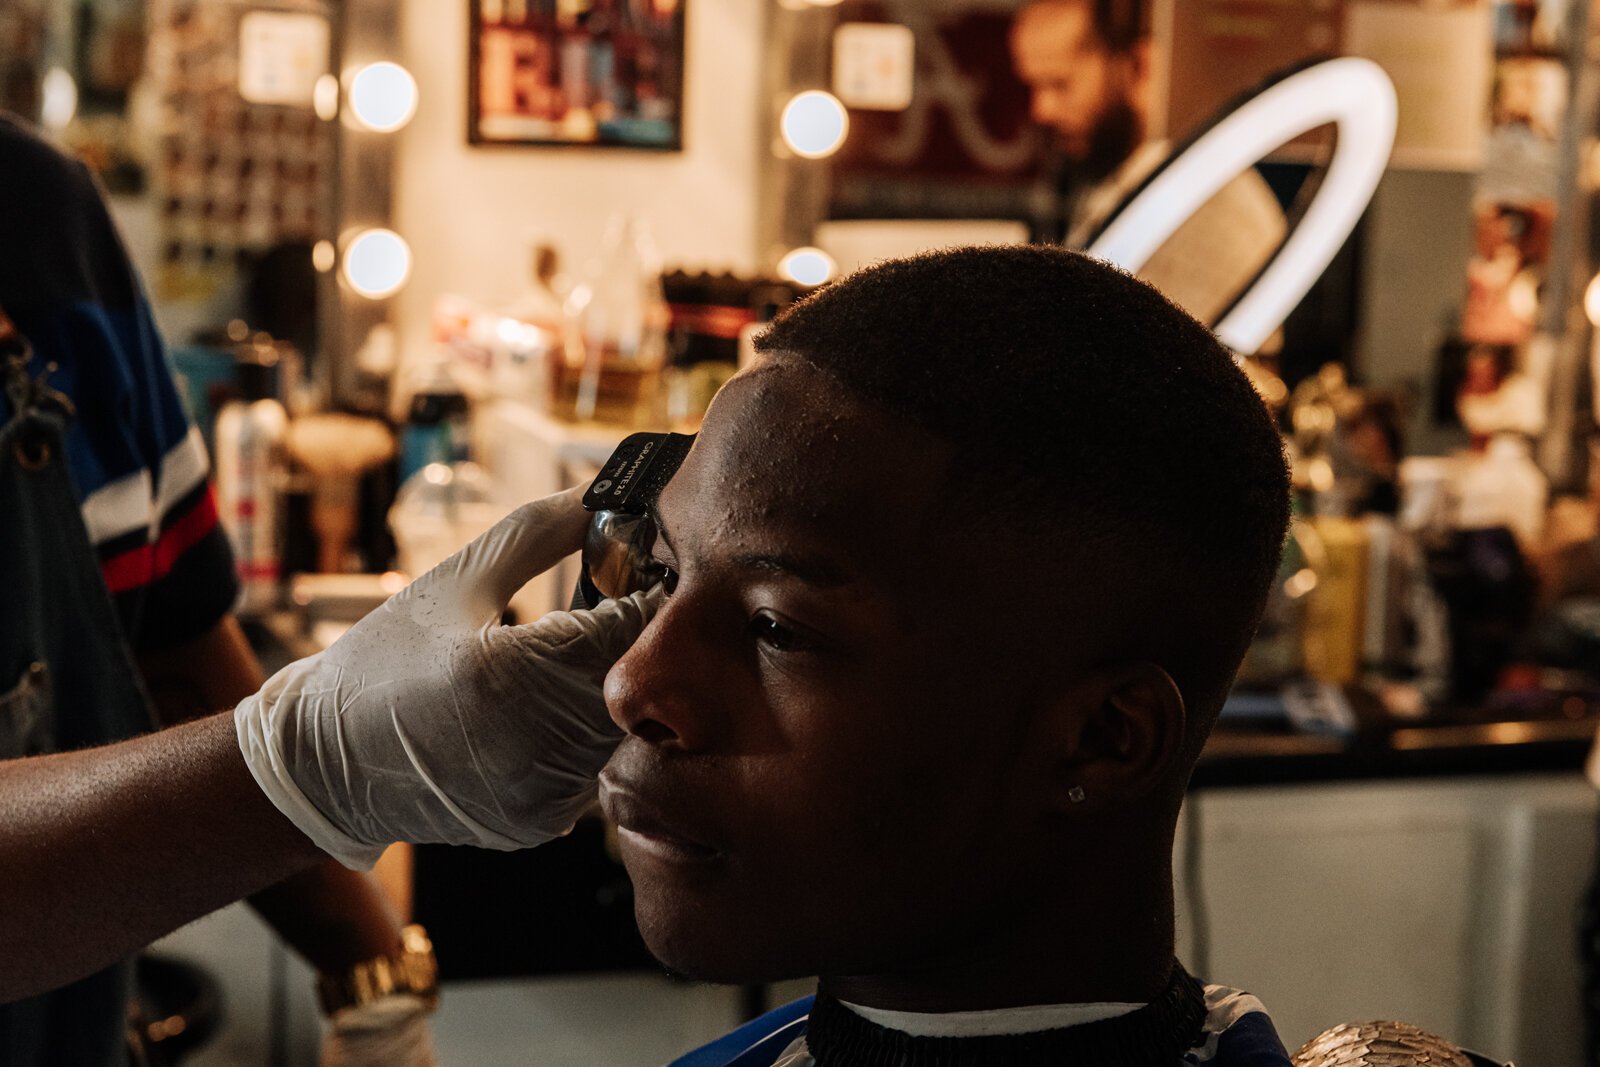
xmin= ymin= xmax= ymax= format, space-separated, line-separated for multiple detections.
xmin=314 ymin=74 xmax=341 ymax=121
xmin=312 ymin=240 xmax=337 ymax=273
xmin=41 ymin=67 xmax=78 ymax=131
xmin=778 ymin=247 xmax=837 ymax=287
xmin=342 ymin=229 xmax=412 ymax=299
xmin=1586 ymin=272 xmax=1600 ymax=328
xmin=780 ymin=90 xmax=848 ymax=159
xmin=349 ymin=62 xmax=418 ymax=133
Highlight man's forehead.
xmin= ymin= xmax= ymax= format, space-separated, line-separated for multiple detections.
xmin=656 ymin=360 xmax=952 ymax=567
xmin=1014 ymin=1 xmax=1096 ymax=60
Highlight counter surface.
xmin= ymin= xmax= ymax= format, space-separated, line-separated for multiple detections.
xmin=1196 ymin=702 xmax=1596 ymax=788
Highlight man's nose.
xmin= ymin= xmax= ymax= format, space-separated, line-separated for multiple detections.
xmin=604 ymin=600 xmax=724 ymax=751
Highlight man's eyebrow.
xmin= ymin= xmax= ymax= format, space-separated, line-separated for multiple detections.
xmin=652 ymin=506 xmax=851 ymax=588
xmin=728 ymin=550 xmax=851 ymax=589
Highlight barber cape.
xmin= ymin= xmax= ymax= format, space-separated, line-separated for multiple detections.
xmin=670 ymin=969 xmax=1291 ymax=1067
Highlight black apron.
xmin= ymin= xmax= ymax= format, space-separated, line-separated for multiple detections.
xmin=0 ymin=320 xmax=157 ymax=1065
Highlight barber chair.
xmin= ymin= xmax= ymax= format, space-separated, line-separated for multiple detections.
xmin=1291 ymin=1021 xmax=1511 ymax=1067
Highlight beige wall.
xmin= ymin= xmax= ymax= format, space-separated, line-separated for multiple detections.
xmin=395 ymin=0 xmax=767 ymax=360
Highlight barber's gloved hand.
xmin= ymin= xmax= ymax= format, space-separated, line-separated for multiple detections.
xmin=236 ymin=487 xmax=661 ymax=868
xmin=321 ymin=997 xmax=436 ymax=1067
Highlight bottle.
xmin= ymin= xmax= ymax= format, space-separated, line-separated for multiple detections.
xmin=399 ymin=355 xmax=471 ymax=486
xmin=1455 ymin=433 xmax=1547 ymax=551
xmin=214 ymin=354 xmax=288 ymax=615
xmin=555 ymin=215 xmax=668 ymax=426
xmin=1300 ymin=515 xmax=1370 ymax=686
xmin=497 ymin=243 xmax=565 ymax=403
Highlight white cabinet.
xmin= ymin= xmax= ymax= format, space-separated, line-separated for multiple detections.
xmin=1176 ymin=773 xmax=1596 ymax=1064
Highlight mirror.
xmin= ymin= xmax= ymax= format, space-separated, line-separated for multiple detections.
xmin=0 ymin=1 xmax=149 ymax=193
xmin=765 ymin=0 xmax=1599 ymax=464
xmin=0 ymin=1 xmax=410 ymax=412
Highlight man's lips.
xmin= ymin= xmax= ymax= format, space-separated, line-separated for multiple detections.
xmin=598 ymin=773 xmax=723 ymax=864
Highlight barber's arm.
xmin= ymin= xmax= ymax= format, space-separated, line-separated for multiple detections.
xmin=137 ymin=615 xmax=431 ymax=1064
xmin=0 ymin=488 xmax=657 ymax=1004
xmin=137 ymin=616 xmax=404 ymax=967
xmin=0 ymin=712 xmax=321 ymax=1002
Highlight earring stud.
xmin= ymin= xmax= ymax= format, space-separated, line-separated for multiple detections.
xmin=1068 ymin=785 xmax=1086 ymax=804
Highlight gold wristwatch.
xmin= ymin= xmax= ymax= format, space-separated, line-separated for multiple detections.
xmin=317 ymin=924 xmax=440 ymax=1016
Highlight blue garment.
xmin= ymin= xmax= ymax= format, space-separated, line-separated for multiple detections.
xmin=670 ymin=996 xmax=814 ymax=1067
xmin=0 ymin=112 xmax=237 ymax=654
xmin=669 ymin=985 xmax=1292 ymax=1067
xmin=0 ymin=363 xmax=152 ymax=1064
xmin=0 ymin=111 xmax=236 ymax=1067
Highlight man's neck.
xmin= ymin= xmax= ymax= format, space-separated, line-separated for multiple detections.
xmin=817 ymin=862 xmax=1176 ymax=1014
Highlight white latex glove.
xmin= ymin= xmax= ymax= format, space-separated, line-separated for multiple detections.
xmin=321 ymin=997 xmax=436 ymax=1067
xmin=236 ymin=487 xmax=660 ymax=868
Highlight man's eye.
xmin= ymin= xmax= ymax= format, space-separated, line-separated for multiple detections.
xmin=749 ymin=613 xmax=807 ymax=653
xmin=645 ymin=550 xmax=679 ymax=595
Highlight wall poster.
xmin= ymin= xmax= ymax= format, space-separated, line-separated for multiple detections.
xmin=469 ymin=0 xmax=685 ymax=150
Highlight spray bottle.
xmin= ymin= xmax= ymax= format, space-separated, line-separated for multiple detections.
xmin=214 ymin=354 xmax=287 ymax=615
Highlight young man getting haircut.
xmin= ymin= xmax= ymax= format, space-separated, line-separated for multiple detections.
xmin=600 ymin=244 xmax=1293 ymax=1064
xmin=6 ymin=246 xmax=1291 ymax=1066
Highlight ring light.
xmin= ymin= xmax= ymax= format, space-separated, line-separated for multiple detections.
xmin=1086 ymin=57 xmax=1397 ymax=355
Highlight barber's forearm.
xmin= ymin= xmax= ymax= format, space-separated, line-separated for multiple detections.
xmin=139 ymin=614 xmax=408 ymax=971
xmin=248 ymin=861 xmax=406 ymax=973
xmin=138 ymin=614 xmax=267 ymax=725
xmin=0 ymin=712 xmax=323 ymax=1003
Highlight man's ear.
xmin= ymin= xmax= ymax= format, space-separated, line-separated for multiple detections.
xmin=1039 ymin=662 xmax=1186 ymax=813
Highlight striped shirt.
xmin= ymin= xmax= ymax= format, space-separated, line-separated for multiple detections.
xmin=1 ymin=113 xmax=237 ymax=651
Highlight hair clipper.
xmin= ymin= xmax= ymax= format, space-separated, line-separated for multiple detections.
xmin=572 ymin=431 xmax=695 ymax=610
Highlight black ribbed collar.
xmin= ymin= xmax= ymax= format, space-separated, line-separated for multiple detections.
xmin=805 ymin=963 xmax=1207 ymax=1066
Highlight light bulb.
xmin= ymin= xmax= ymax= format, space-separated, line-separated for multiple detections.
xmin=312 ymin=240 xmax=336 ymax=273
xmin=1585 ymin=272 xmax=1600 ymax=328
xmin=780 ymin=90 xmax=848 ymax=159
xmin=778 ymin=246 xmax=837 ymax=287
xmin=41 ymin=67 xmax=77 ymax=131
xmin=314 ymin=73 xmax=340 ymax=121
xmin=342 ymin=229 xmax=412 ymax=299
xmin=348 ymin=62 xmax=418 ymax=133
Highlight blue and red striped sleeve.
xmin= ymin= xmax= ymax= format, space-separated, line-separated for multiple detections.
xmin=1 ymin=115 xmax=239 ymax=652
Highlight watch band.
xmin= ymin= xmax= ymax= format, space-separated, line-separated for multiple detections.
xmin=317 ymin=924 xmax=440 ymax=1016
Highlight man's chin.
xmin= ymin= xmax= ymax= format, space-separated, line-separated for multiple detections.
xmin=640 ymin=935 xmax=804 ymax=988
xmin=634 ymin=896 xmax=814 ymax=987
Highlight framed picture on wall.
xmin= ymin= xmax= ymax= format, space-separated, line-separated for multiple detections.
xmin=469 ymin=0 xmax=686 ymax=150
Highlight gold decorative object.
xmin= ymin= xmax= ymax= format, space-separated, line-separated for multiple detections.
xmin=316 ymin=924 xmax=439 ymax=1016
xmin=1291 ymin=1021 xmax=1484 ymax=1067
